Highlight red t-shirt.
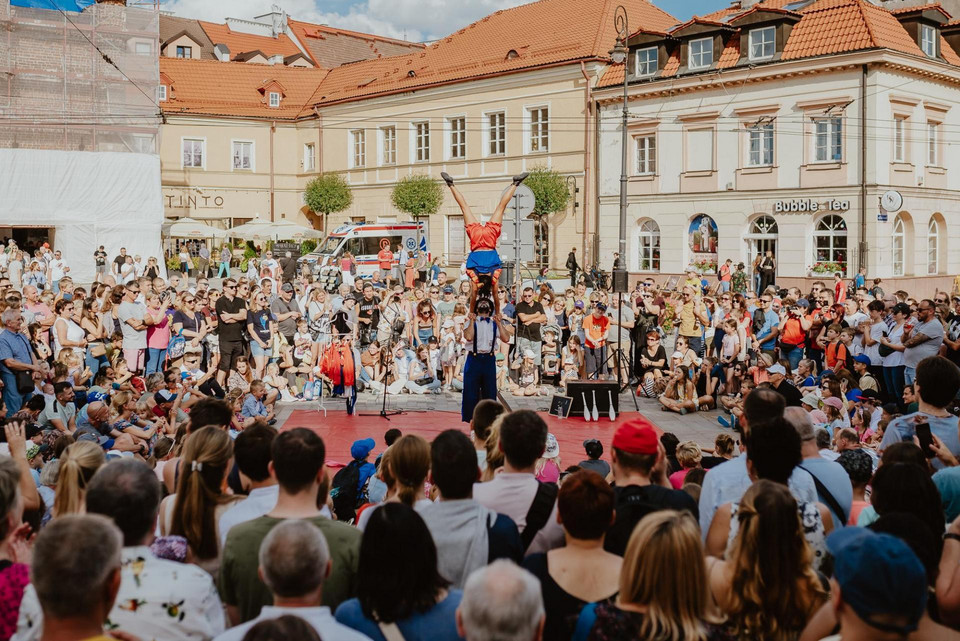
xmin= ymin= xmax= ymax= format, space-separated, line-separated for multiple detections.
xmin=466 ymin=222 xmax=501 ymax=251
xmin=377 ymin=249 xmax=393 ymax=270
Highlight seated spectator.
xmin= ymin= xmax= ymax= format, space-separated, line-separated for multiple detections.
xmin=787 ymin=406 xmax=853 ymax=531
xmin=241 ymin=381 xmax=275 ymax=425
xmin=419 ymin=430 xmax=522 ymax=589
xmin=469 ymin=400 xmax=504 ymax=471
xmin=457 ymin=560 xmax=545 ymax=641
xmin=0 ymin=456 xmax=30 ymax=641
xmin=577 ymin=438 xmax=610 ymax=478
xmin=213 ymin=520 xmax=370 ymax=641
xmin=219 ymin=423 xmax=279 ymax=547
xmin=220 ymin=428 xmax=361 ymax=624
xmin=335 ymin=503 xmax=462 ymax=641
xmin=573 ymin=510 xmax=724 ymax=640
xmin=356 ymin=434 xmax=430 ymax=531
xmin=52 ymin=440 xmax=104 ymax=519
xmin=523 ymin=470 xmax=621 ymax=640
xmin=16 ymin=459 xmax=226 ymax=641
xmin=604 ymin=417 xmax=698 ymax=556
xmin=161 ymin=397 xmax=233 ymax=494
xmin=239 ymin=615 xmax=322 ymax=641
xmin=836 ymin=449 xmax=873 ymax=527
xmin=38 ymin=381 xmax=76 ymax=436
xmin=706 ymin=481 xmax=827 ymax=640
xmin=473 ymin=410 xmax=564 ymax=554
xmin=669 ymin=441 xmax=703 ymax=489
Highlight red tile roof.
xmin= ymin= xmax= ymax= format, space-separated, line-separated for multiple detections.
xmin=889 ymin=4 xmax=952 ymax=18
xmin=159 ymin=57 xmax=327 ymax=119
xmin=199 ymin=21 xmax=304 ymax=61
xmin=287 ymin=19 xmax=424 ymax=69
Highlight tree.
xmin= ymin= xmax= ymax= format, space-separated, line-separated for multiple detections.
xmin=391 ymin=174 xmax=444 ymax=217
xmin=525 ymin=166 xmax=570 ymax=267
xmin=303 ymin=173 xmax=353 ymax=231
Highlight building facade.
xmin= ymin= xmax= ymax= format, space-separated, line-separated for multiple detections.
xmin=595 ymin=0 xmax=960 ymax=294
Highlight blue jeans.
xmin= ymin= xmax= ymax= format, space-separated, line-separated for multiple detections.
xmin=145 ymin=347 xmax=167 ymax=375
xmin=682 ymin=335 xmax=703 ymax=358
xmin=884 ymin=366 xmax=906 ymax=409
xmin=52 ymin=280 xmax=60 ymax=294
xmin=1 ymin=371 xmax=29 ymax=414
xmin=218 ymin=262 xmax=230 ymax=278
xmin=781 ymin=344 xmax=804 ymax=371
xmin=85 ymin=348 xmax=107 ymax=376
xmin=905 ymin=366 xmax=916 ymax=385
xmin=720 ymin=280 xmax=730 ymax=293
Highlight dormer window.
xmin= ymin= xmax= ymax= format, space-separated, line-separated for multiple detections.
xmin=158 ymin=85 xmax=167 ymax=102
xmin=921 ymin=24 xmax=937 ymax=57
xmin=268 ymin=92 xmax=280 ymax=108
xmin=506 ymin=49 xmax=519 ymax=60
xmin=176 ymin=45 xmax=192 ymax=58
xmin=689 ymin=37 xmax=713 ymax=69
xmin=748 ymin=26 xmax=775 ymax=61
xmin=636 ymin=47 xmax=657 ymax=76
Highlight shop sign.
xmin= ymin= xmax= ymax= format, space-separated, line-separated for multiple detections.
xmin=774 ymin=199 xmax=850 ymax=213
xmin=164 ymin=193 xmax=225 ymax=209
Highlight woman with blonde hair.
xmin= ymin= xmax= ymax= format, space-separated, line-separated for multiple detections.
xmin=572 ymin=510 xmax=727 ymax=641
xmin=53 ymin=441 xmax=105 ymax=518
xmin=706 ymin=481 xmax=826 ymax=641
xmin=481 ymin=417 xmax=505 ymax=482
xmin=159 ymin=426 xmax=239 ymax=574
xmin=355 ymin=434 xmax=431 ymax=531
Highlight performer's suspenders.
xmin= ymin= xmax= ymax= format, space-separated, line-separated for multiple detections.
xmin=472 ymin=319 xmax=497 ymax=355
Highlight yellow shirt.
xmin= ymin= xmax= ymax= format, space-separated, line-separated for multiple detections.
xmin=678 ymin=301 xmax=702 ymax=338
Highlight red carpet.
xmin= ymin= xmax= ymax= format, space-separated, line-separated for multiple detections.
xmin=282 ymin=409 xmax=662 ymax=468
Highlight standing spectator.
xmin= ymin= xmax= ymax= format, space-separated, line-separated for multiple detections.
xmin=93 ymin=245 xmax=107 ymax=283
xmin=46 ymin=250 xmax=69 ymax=295
xmin=117 ymin=281 xmax=148 ymax=374
xmin=334 ymin=503 xmax=463 ymax=641
xmin=112 ymin=247 xmax=128 ymax=278
xmin=280 ymin=251 xmax=297 ymax=283
xmin=514 ymin=287 xmax=546 ymax=366
xmin=880 ymin=302 xmax=909 ymax=408
xmin=474 ymin=410 xmax=564 ymax=554
xmin=676 ymin=285 xmax=709 ymax=356
xmin=758 ymin=249 xmax=776 ymax=292
xmin=902 ymin=299 xmax=944 ymax=385
xmin=457 ymin=560 xmax=545 ymax=641
xmin=261 ymin=251 xmax=279 ymax=280
xmin=755 ymin=292 xmax=781 ymax=358
xmin=218 ymin=245 xmax=232 ymax=278
xmin=220 ymin=428 xmax=361 ymax=624
xmin=271 ymin=283 xmax=302 ymax=347
xmin=718 ymin=258 xmax=733 ymax=293
xmin=246 ymin=292 xmax=276 ymax=379
xmin=785 ymin=406 xmax=852 ymax=530
xmin=376 ymin=243 xmax=393 ymax=288
xmin=0 ymin=308 xmax=39 ymax=413
xmin=603 ymin=417 xmax=698 ymax=556
xmin=144 ymin=292 xmax=171 ymax=375
xmin=213 ymin=521 xmax=370 ymax=641
xmin=197 ymin=244 xmax=211 ymax=279
xmin=178 ymin=245 xmax=192 ymax=280
xmin=420 ymin=430 xmax=522 ymax=589
xmin=566 ymin=247 xmax=579 ymax=286
xmin=215 ymin=279 xmax=248 ymax=388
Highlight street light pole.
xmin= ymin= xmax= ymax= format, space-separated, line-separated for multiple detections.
xmin=609 ymin=6 xmax=629 ymax=391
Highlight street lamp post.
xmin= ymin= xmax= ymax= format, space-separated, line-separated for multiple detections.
xmin=609 ymin=6 xmax=629 ymax=391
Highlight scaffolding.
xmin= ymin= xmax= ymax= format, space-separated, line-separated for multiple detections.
xmin=0 ymin=0 xmax=160 ymax=153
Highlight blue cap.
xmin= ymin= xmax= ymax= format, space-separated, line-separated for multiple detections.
xmin=845 ymin=389 xmax=862 ymax=402
xmin=827 ymin=527 xmax=927 ymax=635
xmin=853 ymin=354 xmax=872 ymax=366
xmin=350 ymin=437 xmax=376 ymax=460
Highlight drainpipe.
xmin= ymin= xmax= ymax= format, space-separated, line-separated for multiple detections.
xmin=859 ymin=65 xmax=868 ymax=273
xmin=313 ymin=108 xmax=325 ymax=231
xmin=579 ymin=62 xmax=592 ymax=266
xmin=270 ymin=120 xmax=276 ymax=222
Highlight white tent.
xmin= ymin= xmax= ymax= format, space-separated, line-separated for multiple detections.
xmin=165 ymin=217 xmax=228 ymax=239
xmin=0 ymin=149 xmax=164 ymax=284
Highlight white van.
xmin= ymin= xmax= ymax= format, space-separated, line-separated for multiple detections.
xmin=300 ymin=221 xmax=430 ymax=288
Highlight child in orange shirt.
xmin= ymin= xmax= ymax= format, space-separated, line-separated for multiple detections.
xmin=442 ymin=171 xmax=528 ymax=312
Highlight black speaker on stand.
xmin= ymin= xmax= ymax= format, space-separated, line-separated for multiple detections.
xmin=612 ymin=269 xmax=630 ymax=294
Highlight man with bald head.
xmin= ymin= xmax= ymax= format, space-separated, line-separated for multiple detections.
xmin=76 ymin=400 xmax=145 ymax=455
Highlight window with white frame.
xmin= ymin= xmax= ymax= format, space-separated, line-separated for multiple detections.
xmin=380 ymin=126 xmax=397 ymax=165
xmin=749 ymin=26 xmax=775 ymax=61
xmin=747 ymin=123 xmax=774 ymax=166
xmin=636 ymin=47 xmax=658 ymax=76
xmin=303 ymin=143 xmax=315 ymax=172
xmin=636 ymin=219 xmax=660 ymax=271
xmin=928 ymin=217 xmax=941 ymax=274
xmin=894 ymin=117 xmax=906 ymax=162
xmin=135 ymin=41 xmax=152 ymax=55
xmin=232 ymin=141 xmax=252 ymax=170
xmin=182 ymin=138 xmax=203 ymax=168
xmin=414 ymin=122 xmax=430 ymax=162
xmin=892 ymin=215 xmax=905 ymax=276
xmin=448 ymin=117 xmax=466 ymax=159
xmin=158 ymin=85 xmax=167 ymax=102
xmin=488 ymin=112 xmax=505 ymax=156
xmin=814 ymin=214 xmax=848 ymax=269
xmin=686 ymin=128 xmax=714 ymax=172
xmin=350 ymin=130 xmax=366 ymax=168
xmin=814 ymin=117 xmax=842 ymax=162
xmin=921 ymin=24 xmax=937 ymax=58
xmin=529 ymin=107 xmax=549 ymax=152
xmin=176 ymin=45 xmax=191 ymax=58
xmin=928 ymin=122 xmax=939 ymax=166
xmin=689 ymin=37 xmax=713 ymax=69
xmin=268 ymin=92 xmax=280 ymax=108
xmin=634 ymin=134 xmax=656 ymax=174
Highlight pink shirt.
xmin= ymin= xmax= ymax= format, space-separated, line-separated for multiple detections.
xmin=669 ymin=468 xmax=691 ymax=490
xmin=146 ymin=307 xmax=171 ymax=349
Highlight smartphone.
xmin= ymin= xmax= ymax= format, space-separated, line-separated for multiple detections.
xmin=916 ymin=422 xmax=936 ymax=459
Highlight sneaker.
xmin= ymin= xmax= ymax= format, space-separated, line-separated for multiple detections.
xmin=679 ymin=408 xmax=687 ymax=416
xmin=512 ymin=172 xmax=529 ymax=186
xmin=717 ymin=416 xmax=731 ymax=428
xmin=440 ymin=172 xmax=455 ymax=187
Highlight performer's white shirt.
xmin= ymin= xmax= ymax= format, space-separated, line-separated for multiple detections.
xmin=474 ymin=317 xmax=495 ymax=353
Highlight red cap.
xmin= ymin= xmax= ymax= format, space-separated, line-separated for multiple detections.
xmin=612 ymin=417 xmax=659 ymax=455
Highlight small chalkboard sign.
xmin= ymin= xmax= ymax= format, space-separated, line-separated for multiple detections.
xmin=549 ymin=395 xmax=573 ymax=419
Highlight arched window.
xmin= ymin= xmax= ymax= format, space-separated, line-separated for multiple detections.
xmin=750 ymin=215 xmax=778 ymax=235
xmin=892 ymin=215 xmax=905 ymax=276
xmin=814 ymin=214 xmax=847 ymax=271
xmin=928 ymin=217 xmax=941 ymax=275
xmin=636 ymin=219 xmax=660 ymax=272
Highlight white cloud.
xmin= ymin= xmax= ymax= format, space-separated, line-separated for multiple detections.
xmin=162 ymin=0 xmax=529 ymax=42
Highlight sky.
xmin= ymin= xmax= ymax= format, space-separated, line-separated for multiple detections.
xmin=161 ymin=0 xmax=726 ymax=44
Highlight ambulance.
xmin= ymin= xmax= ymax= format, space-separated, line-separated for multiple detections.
xmin=300 ymin=221 xmax=430 ymax=289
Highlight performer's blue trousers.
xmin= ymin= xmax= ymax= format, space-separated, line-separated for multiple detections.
xmin=461 ymin=353 xmax=497 ymax=422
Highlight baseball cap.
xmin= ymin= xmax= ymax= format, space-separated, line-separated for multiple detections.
xmin=846 ymin=389 xmax=863 ymax=402
xmin=574 ymin=301 xmax=584 ymax=309
xmin=612 ymin=417 xmax=659 ymax=455
xmin=495 ymin=352 xmax=505 ymax=361
xmin=594 ymin=302 xmax=607 ymax=312
xmin=822 ymin=396 xmax=844 ymax=410
xmin=153 ymin=390 xmax=176 ymax=405
xmin=350 ymin=437 xmax=375 ymax=460
xmin=671 ymin=351 xmax=684 ymax=360
xmin=857 ymin=389 xmax=880 ymax=401
xmin=543 ymin=433 xmax=560 ymax=459
xmin=442 ymin=286 xmax=454 ymax=293
xmin=796 ymin=298 xmax=810 ymax=309
xmin=800 ymin=393 xmax=821 ymax=408
xmin=853 ymin=354 xmax=872 ymax=366
xmin=827 ymin=528 xmax=927 ymax=635
xmin=442 ymin=318 xmax=454 ymax=329
xmin=767 ymin=364 xmax=786 ymax=376
xmin=281 ymin=282 xmax=294 ymax=292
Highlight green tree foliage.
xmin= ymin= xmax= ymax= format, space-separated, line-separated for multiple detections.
xmin=525 ymin=166 xmax=570 ymax=217
xmin=303 ymin=173 xmax=353 ymax=216
xmin=391 ymin=174 xmax=444 ymax=217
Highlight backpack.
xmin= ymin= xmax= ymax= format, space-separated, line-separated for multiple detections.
xmin=167 ymin=333 xmax=186 ymax=360
xmin=752 ymin=307 xmax=766 ymax=335
xmin=330 ymin=460 xmax=363 ymax=522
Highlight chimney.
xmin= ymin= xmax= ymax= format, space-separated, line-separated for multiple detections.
xmin=214 ymin=44 xmax=231 ymax=62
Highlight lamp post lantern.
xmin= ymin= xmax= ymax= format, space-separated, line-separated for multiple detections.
xmin=609 ymin=5 xmax=629 ymax=280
